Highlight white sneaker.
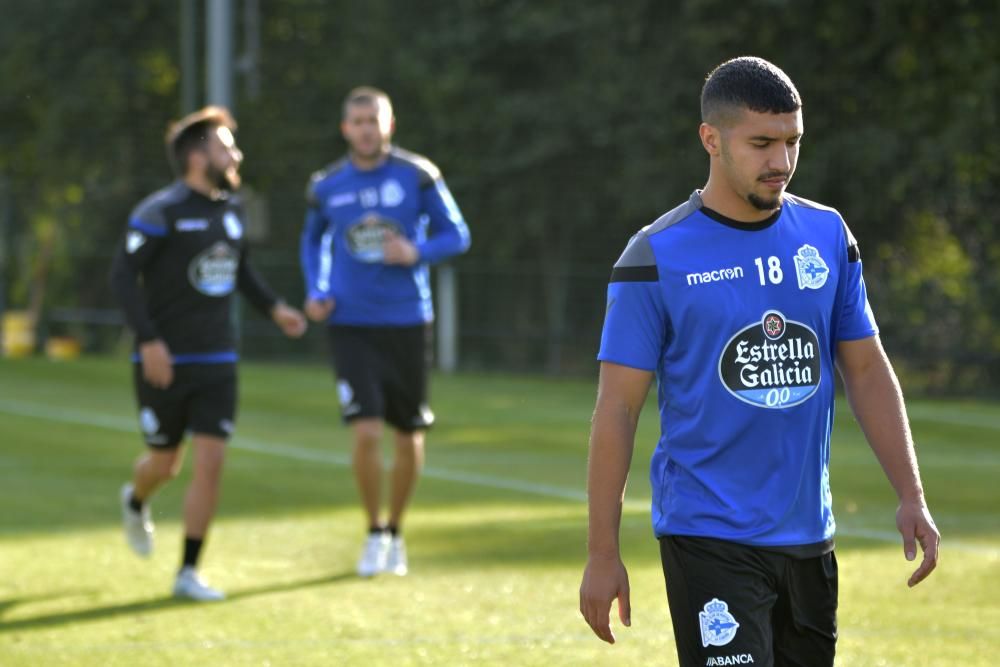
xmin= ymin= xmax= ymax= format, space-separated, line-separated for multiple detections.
xmin=120 ymin=483 xmax=153 ymax=557
xmin=357 ymin=532 xmax=390 ymax=577
xmin=173 ymin=566 xmax=225 ymax=601
xmin=385 ymin=536 xmax=408 ymax=576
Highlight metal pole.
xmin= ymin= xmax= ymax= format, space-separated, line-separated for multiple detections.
xmin=0 ymin=174 xmax=8 ymax=356
xmin=436 ymin=265 xmax=458 ymax=372
xmin=206 ymin=0 xmax=241 ymax=345
xmin=180 ymin=0 xmax=198 ymax=114
xmin=206 ymin=0 xmax=234 ymax=111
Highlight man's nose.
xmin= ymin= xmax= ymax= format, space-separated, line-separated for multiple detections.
xmin=771 ymin=146 xmax=791 ymax=172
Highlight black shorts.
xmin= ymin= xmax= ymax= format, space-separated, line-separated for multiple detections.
xmin=659 ymin=536 xmax=838 ymax=667
xmin=132 ymin=362 xmax=237 ymax=448
xmin=327 ymin=324 xmax=434 ymax=433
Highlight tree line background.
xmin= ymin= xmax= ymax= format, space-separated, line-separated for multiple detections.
xmin=1 ymin=0 xmax=998 ymax=391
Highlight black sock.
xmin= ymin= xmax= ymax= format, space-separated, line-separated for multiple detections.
xmin=386 ymin=524 xmax=399 ymax=537
xmin=368 ymin=525 xmax=386 ymax=535
xmin=128 ymin=493 xmax=144 ymax=513
xmin=182 ymin=536 xmax=204 ymax=569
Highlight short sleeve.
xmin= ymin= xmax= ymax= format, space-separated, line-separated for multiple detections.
xmin=597 ymin=233 xmax=668 ymax=371
xmin=835 ymin=222 xmax=878 ymax=341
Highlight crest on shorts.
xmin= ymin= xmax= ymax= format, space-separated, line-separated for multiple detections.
xmin=337 ymin=380 xmax=362 ymax=416
xmin=139 ymin=407 xmax=159 ymax=435
xmin=336 ymin=380 xmax=353 ymax=407
xmin=793 ymin=244 xmax=829 ymax=290
xmin=699 ymin=598 xmax=740 ymax=647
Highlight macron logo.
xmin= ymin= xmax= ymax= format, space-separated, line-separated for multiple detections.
xmin=687 ymin=265 xmax=744 ymax=286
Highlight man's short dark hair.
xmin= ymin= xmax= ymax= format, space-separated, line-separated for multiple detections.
xmin=701 ymin=57 xmax=801 ymax=127
xmin=342 ymin=86 xmax=392 ymax=120
xmin=164 ymin=106 xmax=237 ymax=176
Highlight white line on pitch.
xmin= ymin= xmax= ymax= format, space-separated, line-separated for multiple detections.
xmin=1 ymin=398 xmax=996 ymax=557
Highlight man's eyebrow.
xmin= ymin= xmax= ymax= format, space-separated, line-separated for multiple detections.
xmin=748 ymin=133 xmax=803 ymax=142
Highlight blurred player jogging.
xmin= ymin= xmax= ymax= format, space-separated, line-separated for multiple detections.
xmin=301 ymin=87 xmax=470 ymax=577
xmin=110 ymin=106 xmax=306 ymax=600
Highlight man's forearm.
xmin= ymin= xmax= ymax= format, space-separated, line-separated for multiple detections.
xmin=843 ymin=352 xmax=925 ymax=503
xmin=586 ymin=403 xmax=639 ymax=556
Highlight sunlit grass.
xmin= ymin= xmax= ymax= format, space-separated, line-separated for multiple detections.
xmin=0 ymin=357 xmax=997 ymax=665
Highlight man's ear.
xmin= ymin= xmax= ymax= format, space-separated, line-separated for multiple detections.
xmin=699 ymin=122 xmax=721 ymax=157
xmin=184 ymin=149 xmax=204 ymax=176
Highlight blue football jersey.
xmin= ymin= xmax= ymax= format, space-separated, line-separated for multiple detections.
xmin=598 ymin=190 xmax=878 ymax=548
xmin=301 ymin=146 xmax=471 ymax=326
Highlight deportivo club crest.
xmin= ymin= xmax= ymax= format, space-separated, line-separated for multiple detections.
xmin=793 ymin=244 xmax=829 ymax=290
xmin=223 ymin=211 xmax=244 ymax=240
xmin=139 ymin=407 xmax=159 ymax=435
xmin=699 ymin=598 xmax=740 ymax=647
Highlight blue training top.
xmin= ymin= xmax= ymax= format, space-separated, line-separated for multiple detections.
xmin=301 ymin=146 xmax=471 ymax=326
xmin=598 ymin=190 xmax=878 ymax=549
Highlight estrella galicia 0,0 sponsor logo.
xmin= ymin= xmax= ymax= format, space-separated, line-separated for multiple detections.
xmin=346 ymin=213 xmax=404 ymax=263
xmin=188 ymin=241 xmax=238 ymax=296
xmin=718 ymin=310 xmax=821 ymax=409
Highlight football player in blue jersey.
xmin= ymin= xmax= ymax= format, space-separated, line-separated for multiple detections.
xmin=579 ymin=57 xmax=939 ymax=665
xmin=301 ymin=87 xmax=470 ymax=577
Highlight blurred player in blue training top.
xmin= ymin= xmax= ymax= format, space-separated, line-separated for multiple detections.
xmin=578 ymin=57 xmax=940 ymax=665
xmin=301 ymin=87 xmax=470 ymax=577
xmin=111 ymin=106 xmax=307 ymax=601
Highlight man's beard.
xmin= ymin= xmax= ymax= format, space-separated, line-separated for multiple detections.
xmin=747 ymin=171 xmax=788 ymax=211
xmin=748 ymin=192 xmax=781 ymax=211
xmin=207 ymin=163 xmax=239 ymax=192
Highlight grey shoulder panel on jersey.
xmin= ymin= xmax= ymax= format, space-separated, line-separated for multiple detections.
xmin=609 ymin=192 xmax=703 ymax=282
xmin=784 ymin=192 xmax=860 ymax=262
xmin=129 ymin=181 xmax=189 ymax=230
xmin=390 ymin=146 xmax=441 ymax=187
xmin=610 ymin=232 xmax=658 ymax=282
xmin=782 ymin=192 xmax=840 ymax=215
xmin=305 ymin=158 xmax=349 ymax=205
xmin=644 ymin=191 xmax=704 ymax=236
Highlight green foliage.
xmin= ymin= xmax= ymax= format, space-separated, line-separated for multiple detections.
xmin=1 ymin=1 xmax=998 ymax=386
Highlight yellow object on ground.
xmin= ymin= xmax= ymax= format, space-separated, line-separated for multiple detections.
xmin=45 ymin=336 xmax=81 ymax=361
xmin=2 ymin=310 xmax=35 ymax=358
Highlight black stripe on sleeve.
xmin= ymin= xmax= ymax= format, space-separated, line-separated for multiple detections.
xmin=609 ymin=265 xmax=659 ymax=283
xmin=847 ymin=243 xmax=861 ymax=263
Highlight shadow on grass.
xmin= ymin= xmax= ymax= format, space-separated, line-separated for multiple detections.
xmin=0 ymin=570 xmax=354 ymax=633
xmin=0 ymin=591 xmax=94 ymax=622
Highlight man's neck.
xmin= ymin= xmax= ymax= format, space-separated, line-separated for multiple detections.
xmin=183 ymin=174 xmax=224 ymax=200
xmin=349 ymin=149 xmax=390 ymax=172
xmin=700 ymin=181 xmax=778 ymax=223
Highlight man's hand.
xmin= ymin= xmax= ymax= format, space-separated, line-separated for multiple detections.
xmin=383 ymin=231 xmax=419 ymax=266
xmin=272 ymin=302 xmax=307 ymax=338
xmin=897 ymin=500 xmax=941 ymax=587
xmin=304 ymin=297 xmax=335 ymax=322
xmin=139 ymin=339 xmax=173 ymax=389
xmin=579 ymin=553 xmax=631 ymax=644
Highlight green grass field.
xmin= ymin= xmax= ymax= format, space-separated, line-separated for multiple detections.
xmin=0 ymin=356 xmax=997 ymax=666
